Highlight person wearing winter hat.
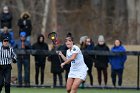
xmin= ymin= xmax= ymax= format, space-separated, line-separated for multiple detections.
xmin=98 ymin=35 xmax=105 ymax=44
xmin=1 ymin=36 xmax=9 ymax=47
xmin=13 ymin=31 xmax=31 ymax=87
xmin=79 ymin=36 xmax=88 ymax=50
xmin=20 ymin=31 xmax=26 ymax=37
xmin=94 ymin=35 xmax=110 ymax=87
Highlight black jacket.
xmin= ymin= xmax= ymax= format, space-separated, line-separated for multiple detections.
xmin=0 ymin=12 xmax=12 ymax=28
xmin=48 ymin=45 xmax=64 ymax=73
xmin=32 ymin=35 xmax=49 ymax=63
xmin=82 ymin=44 xmax=94 ymax=68
xmin=94 ymin=43 xmax=110 ymax=68
xmin=17 ymin=18 xmax=32 ymax=36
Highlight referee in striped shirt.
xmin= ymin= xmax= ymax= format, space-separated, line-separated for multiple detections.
xmin=0 ymin=36 xmax=17 ymax=93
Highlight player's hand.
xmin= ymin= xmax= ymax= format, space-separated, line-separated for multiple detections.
xmin=57 ymin=51 xmax=62 ymax=56
xmin=60 ymin=63 xmax=65 ymax=68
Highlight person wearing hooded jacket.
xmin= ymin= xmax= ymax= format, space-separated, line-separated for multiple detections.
xmin=17 ymin=12 xmax=32 ymax=42
xmin=93 ymin=35 xmax=109 ymax=86
xmin=32 ymin=34 xmax=49 ymax=85
xmin=109 ymin=39 xmax=127 ymax=87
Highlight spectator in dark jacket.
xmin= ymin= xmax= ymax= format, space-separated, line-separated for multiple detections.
xmin=84 ymin=37 xmax=94 ymax=86
xmin=48 ymin=40 xmax=63 ymax=87
xmin=109 ymin=39 xmax=127 ymax=87
xmin=0 ymin=6 xmax=12 ymax=29
xmin=0 ymin=6 xmax=14 ymax=42
xmin=94 ymin=35 xmax=109 ymax=86
xmin=17 ymin=12 xmax=32 ymax=42
xmin=32 ymin=34 xmax=49 ymax=85
xmin=13 ymin=32 xmax=31 ymax=87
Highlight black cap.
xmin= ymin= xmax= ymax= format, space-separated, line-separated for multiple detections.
xmin=2 ymin=36 xmax=9 ymax=42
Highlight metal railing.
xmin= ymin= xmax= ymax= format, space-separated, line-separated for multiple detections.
xmin=14 ymin=49 xmax=140 ymax=90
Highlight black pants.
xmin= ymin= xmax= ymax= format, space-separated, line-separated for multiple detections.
xmin=53 ymin=73 xmax=63 ymax=87
xmin=87 ymin=66 xmax=93 ymax=86
xmin=96 ymin=67 xmax=108 ymax=85
xmin=0 ymin=65 xmax=11 ymax=93
xmin=111 ymin=69 xmax=123 ymax=87
xmin=35 ymin=62 xmax=45 ymax=85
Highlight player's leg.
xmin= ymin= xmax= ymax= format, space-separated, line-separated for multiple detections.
xmin=66 ymin=78 xmax=74 ymax=93
xmin=70 ymin=78 xmax=83 ymax=93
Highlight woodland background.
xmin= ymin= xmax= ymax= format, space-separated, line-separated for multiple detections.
xmin=0 ymin=0 xmax=140 ymax=44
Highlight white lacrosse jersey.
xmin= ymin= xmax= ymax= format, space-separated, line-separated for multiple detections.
xmin=66 ymin=45 xmax=88 ymax=72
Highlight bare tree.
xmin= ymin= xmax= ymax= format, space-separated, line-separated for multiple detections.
xmin=127 ymin=0 xmax=137 ymax=44
xmin=136 ymin=0 xmax=140 ymax=44
xmin=15 ymin=0 xmax=25 ymax=13
xmin=50 ymin=0 xmax=57 ymax=33
xmin=41 ymin=0 xmax=50 ymax=34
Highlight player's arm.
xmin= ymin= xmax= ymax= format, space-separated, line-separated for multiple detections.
xmin=61 ymin=53 xmax=77 ymax=68
xmin=58 ymin=51 xmax=67 ymax=61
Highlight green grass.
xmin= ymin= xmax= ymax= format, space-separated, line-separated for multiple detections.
xmin=1 ymin=87 xmax=139 ymax=93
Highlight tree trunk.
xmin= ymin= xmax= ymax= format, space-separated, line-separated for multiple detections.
xmin=127 ymin=0 xmax=137 ymax=44
xmin=113 ymin=0 xmax=128 ymax=43
xmin=16 ymin=0 xmax=25 ymax=13
xmin=41 ymin=0 xmax=50 ymax=34
xmin=50 ymin=0 xmax=57 ymax=33
xmin=136 ymin=0 xmax=140 ymax=44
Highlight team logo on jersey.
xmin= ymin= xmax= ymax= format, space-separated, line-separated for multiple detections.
xmin=73 ymin=48 xmax=76 ymax=51
xmin=72 ymin=60 xmax=75 ymax=63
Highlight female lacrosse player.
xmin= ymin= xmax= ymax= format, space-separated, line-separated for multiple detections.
xmin=59 ymin=36 xmax=88 ymax=93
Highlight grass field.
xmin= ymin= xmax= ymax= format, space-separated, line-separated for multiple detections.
xmin=1 ymin=87 xmax=139 ymax=93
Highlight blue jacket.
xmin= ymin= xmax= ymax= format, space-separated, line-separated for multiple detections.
xmin=109 ymin=45 xmax=127 ymax=70
xmin=13 ymin=39 xmax=31 ymax=60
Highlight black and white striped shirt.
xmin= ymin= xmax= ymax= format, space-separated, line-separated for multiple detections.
xmin=0 ymin=46 xmax=17 ymax=65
